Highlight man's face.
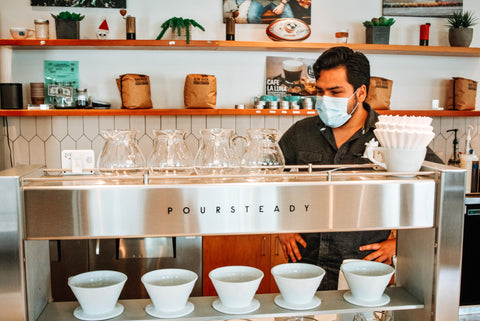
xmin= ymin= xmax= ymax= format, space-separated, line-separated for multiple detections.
xmin=316 ymin=66 xmax=358 ymax=114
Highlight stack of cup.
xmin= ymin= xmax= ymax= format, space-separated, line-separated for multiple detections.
xmin=366 ymin=116 xmax=435 ymax=173
xmin=30 ymin=82 xmax=45 ymax=105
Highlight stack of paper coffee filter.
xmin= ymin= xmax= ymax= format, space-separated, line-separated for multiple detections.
xmin=374 ymin=115 xmax=435 ymax=149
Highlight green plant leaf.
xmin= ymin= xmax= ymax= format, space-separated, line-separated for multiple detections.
xmin=157 ymin=16 xmax=205 ymax=40
xmin=363 ymin=21 xmax=373 ymax=27
xmin=447 ymin=10 xmax=477 ymax=28
xmin=364 ymin=16 xmax=395 ymax=27
xmin=51 ymin=11 xmax=84 ymax=21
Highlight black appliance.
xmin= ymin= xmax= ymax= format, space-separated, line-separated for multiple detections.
xmin=461 ymin=197 xmax=480 ymax=305
xmin=0 ymin=83 xmax=23 ymax=109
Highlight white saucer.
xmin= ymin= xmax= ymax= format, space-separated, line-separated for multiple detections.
xmin=73 ymin=303 xmax=124 ymax=321
xmin=145 ymin=301 xmax=194 ymax=318
xmin=273 ymin=295 xmax=321 ymax=310
xmin=212 ymin=298 xmax=260 ymax=314
xmin=343 ymin=291 xmax=390 ymax=307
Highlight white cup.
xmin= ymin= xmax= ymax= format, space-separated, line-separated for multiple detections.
xmin=68 ymin=270 xmax=127 ymax=316
xmin=10 ymin=27 xmax=34 ymax=40
xmin=209 ymin=266 xmax=263 ymax=309
xmin=271 ymin=263 xmax=325 ymax=305
xmin=141 ymin=268 xmax=197 ymax=313
xmin=341 ymin=261 xmax=394 ymax=303
xmin=366 ymin=146 xmax=426 ymax=172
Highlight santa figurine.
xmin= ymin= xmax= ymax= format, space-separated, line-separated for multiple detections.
xmin=97 ymin=18 xmax=109 ymax=39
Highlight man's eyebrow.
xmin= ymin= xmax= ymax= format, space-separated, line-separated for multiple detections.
xmin=315 ymin=86 xmax=344 ymax=91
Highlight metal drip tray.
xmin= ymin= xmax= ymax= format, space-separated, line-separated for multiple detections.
xmin=21 ymin=164 xmax=436 ymax=240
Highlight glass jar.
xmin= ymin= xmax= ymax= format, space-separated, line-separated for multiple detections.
xmin=194 ymin=128 xmax=239 ymax=175
xmin=76 ymin=88 xmax=88 ymax=108
xmin=34 ymin=19 xmax=49 ymax=39
xmin=97 ymin=129 xmax=146 ymax=176
xmin=147 ymin=129 xmax=194 ymax=175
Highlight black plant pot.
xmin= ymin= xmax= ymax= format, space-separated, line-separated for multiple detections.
xmin=55 ymin=20 xmax=80 ymax=39
xmin=365 ymin=26 xmax=390 ymax=45
xmin=449 ymin=28 xmax=473 ymax=47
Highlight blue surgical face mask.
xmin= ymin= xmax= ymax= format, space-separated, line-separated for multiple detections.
xmin=315 ymin=90 xmax=359 ymax=128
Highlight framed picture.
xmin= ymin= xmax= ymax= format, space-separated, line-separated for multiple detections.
xmin=31 ymin=0 xmax=126 ymax=8
xmin=265 ymin=56 xmax=316 ymax=97
xmin=223 ymin=0 xmax=312 ymax=24
xmin=383 ymin=0 xmax=462 ymax=17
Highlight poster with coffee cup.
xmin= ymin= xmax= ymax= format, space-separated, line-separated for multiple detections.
xmin=265 ymin=56 xmax=316 ymax=97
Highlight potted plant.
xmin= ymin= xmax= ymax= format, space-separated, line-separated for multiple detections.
xmin=156 ymin=17 xmax=205 ymax=44
xmin=447 ymin=10 xmax=477 ymax=47
xmin=51 ymin=11 xmax=85 ymax=39
xmin=363 ymin=16 xmax=395 ymax=45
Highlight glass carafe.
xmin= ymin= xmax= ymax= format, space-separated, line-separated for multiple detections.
xmin=239 ymin=128 xmax=285 ymax=174
xmin=147 ymin=129 xmax=194 ymax=175
xmin=97 ymin=129 xmax=146 ymax=175
xmin=194 ymin=128 xmax=239 ymax=175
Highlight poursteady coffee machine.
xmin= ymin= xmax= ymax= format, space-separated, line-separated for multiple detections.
xmin=0 ymin=161 xmax=465 ymax=321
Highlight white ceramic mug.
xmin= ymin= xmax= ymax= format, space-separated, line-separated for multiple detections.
xmin=10 ymin=27 xmax=34 ymax=40
xmin=366 ymin=146 xmax=426 ymax=172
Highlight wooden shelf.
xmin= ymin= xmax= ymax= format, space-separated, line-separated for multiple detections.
xmin=0 ymin=108 xmax=317 ymax=117
xmin=1 ymin=39 xmax=480 ymax=57
xmin=1 ymin=108 xmax=479 ymax=117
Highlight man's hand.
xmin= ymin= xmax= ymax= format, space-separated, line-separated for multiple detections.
xmin=359 ymin=238 xmax=396 ymax=265
xmin=278 ymin=233 xmax=307 ymax=262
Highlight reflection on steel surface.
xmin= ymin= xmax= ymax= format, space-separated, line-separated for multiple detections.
xmin=22 ymin=166 xmax=436 ymax=239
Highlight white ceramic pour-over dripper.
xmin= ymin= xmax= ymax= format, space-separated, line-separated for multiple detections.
xmin=68 ymin=270 xmax=127 ymax=316
xmin=142 ymin=269 xmax=197 ymax=313
xmin=209 ymin=266 xmax=263 ymax=309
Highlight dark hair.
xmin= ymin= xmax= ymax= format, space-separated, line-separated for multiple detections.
xmin=313 ymin=46 xmax=370 ymax=93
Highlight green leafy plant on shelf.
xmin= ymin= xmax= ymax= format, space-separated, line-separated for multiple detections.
xmin=363 ymin=16 xmax=395 ymax=28
xmin=447 ymin=10 xmax=477 ymax=47
xmin=51 ymin=11 xmax=85 ymax=21
xmin=447 ymin=10 xmax=477 ymax=29
xmin=156 ymin=17 xmax=205 ymax=44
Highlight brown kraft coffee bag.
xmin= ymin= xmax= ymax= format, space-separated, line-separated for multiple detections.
xmin=116 ymin=74 xmax=153 ymax=109
xmin=447 ymin=77 xmax=477 ymax=110
xmin=184 ymin=74 xmax=217 ymax=109
xmin=365 ymin=77 xmax=393 ymax=110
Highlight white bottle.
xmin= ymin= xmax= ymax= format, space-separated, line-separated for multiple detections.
xmin=460 ymin=150 xmax=479 ymax=193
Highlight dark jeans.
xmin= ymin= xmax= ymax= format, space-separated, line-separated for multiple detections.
xmin=297 ymin=231 xmax=391 ymax=290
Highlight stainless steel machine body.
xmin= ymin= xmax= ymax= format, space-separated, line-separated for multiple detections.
xmin=0 ymin=162 xmax=465 ymax=321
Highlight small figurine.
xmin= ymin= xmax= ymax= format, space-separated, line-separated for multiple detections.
xmin=97 ymin=17 xmax=109 ymax=39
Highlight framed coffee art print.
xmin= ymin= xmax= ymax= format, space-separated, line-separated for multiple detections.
xmin=223 ymin=0 xmax=312 ymax=24
xmin=383 ymin=0 xmax=462 ymax=17
xmin=31 ymin=0 xmax=126 ymax=8
xmin=265 ymin=56 xmax=316 ymax=97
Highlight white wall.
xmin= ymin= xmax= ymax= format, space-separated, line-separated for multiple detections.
xmin=1 ymin=0 xmax=480 ymax=110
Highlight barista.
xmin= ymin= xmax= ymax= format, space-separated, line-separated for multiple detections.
xmin=278 ymin=46 xmax=443 ymax=290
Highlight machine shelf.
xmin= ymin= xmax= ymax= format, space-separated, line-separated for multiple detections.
xmin=37 ymin=288 xmax=423 ymax=321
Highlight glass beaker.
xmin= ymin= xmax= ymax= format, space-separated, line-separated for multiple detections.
xmin=238 ymin=128 xmax=285 ymax=174
xmin=97 ymin=129 xmax=146 ymax=175
xmin=194 ymin=128 xmax=239 ymax=175
xmin=147 ymin=129 xmax=194 ymax=175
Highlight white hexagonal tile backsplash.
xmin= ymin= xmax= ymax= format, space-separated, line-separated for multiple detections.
xmin=1 ymin=115 xmax=476 ymax=169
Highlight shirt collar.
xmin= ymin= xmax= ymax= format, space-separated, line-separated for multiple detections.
xmin=363 ymin=102 xmax=379 ymax=131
